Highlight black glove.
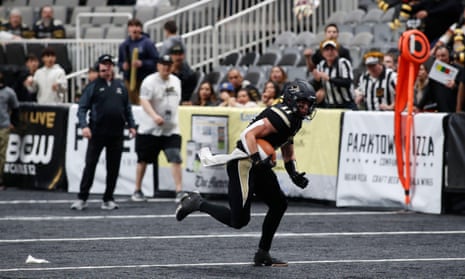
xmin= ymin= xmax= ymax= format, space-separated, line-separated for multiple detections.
xmin=290 ymin=172 xmax=309 ymax=189
xmin=251 ymin=152 xmax=276 ymax=170
xmin=285 ymin=160 xmax=309 ymax=189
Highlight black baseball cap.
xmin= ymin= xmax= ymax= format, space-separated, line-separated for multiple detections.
xmin=169 ymin=43 xmax=185 ymax=54
xmin=158 ymin=54 xmax=173 ymax=64
xmin=97 ymin=54 xmax=115 ymax=65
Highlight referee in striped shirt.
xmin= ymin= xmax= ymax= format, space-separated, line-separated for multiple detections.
xmin=355 ymin=51 xmax=397 ymax=111
xmin=313 ymin=39 xmax=357 ymax=110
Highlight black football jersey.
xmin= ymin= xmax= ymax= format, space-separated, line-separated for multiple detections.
xmin=237 ymin=103 xmax=302 ymax=150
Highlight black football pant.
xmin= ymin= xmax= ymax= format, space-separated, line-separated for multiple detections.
xmin=200 ymin=158 xmax=288 ymax=252
xmin=78 ymin=135 xmax=123 ymax=202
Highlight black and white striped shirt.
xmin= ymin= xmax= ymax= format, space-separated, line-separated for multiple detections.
xmin=357 ymin=67 xmax=397 ymax=111
xmin=316 ymin=57 xmax=354 ymax=107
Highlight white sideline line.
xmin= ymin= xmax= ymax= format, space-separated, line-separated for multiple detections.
xmin=1 ymin=258 xmax=465 ymax=272
xmin=0 ymin=211 xmax=399 ymax=221
xmin=0 ymin=198 xmax=172 ymax=204
xmin=1 ymin=230 xmax=465 ymax=243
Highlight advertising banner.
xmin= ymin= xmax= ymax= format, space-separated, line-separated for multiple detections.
xmin=4 ymin=104 xmax=69 ymax=190
xmin=336 ymin=111 xmax=445 ymax=214
xmin=66 ymin=104 xmax=154 ymax=197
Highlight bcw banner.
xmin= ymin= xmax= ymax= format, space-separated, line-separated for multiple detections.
xmin=336 ymin=111 xmax=446 ymax=214
xmin=4 ymin=104 xmax=69 ymax=190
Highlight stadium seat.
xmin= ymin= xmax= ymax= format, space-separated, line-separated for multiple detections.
xmin=202 ymin=71 xmax=224 ymax=89
xmin=29 ymin=0 xmax=54 ymax=8
xmin=255 ymin=52 xmax=281 ymax=68
xmin=286 ymin=66 xmax=308 ymax=81
xmin=92 ymin=6 xmax=114 ymax=25
xmin=14 ymin=7 xmax=35 ymax=27
xmin=220 ymin=52 xmax=241 ymax=66
xmin=381 ymin=8 xmax=395 ymax=23
xmin=238 ymin=52 xmax=259 ymax=68
xmin=294 ymin=31 xmax=315 ymax=48
xmin=26 ymin=43 xmax=45 ymax=60
xmin=343 ymin=9 xmax=365 ymax=25
xmin=105 ymin=26 xmax=127 ymax=39
xmin=2 ymin=0 xmax=27 ymax=6
xmin=349 ymin=32 xmax=374 ymax=48
xmin=112 ymin=6 xmax=134 ymax=25
xmin=53 ymin=6 xmax=68 ymax=25
xmin=244 ymin=68 xmax=266 ymax=91
xmin=362 ymin=8 xmax=383 ymax=24
xmin=273 ymin=31 xmax=297 ymax=48
xmin=134 ymin=6 xmax=156 ymax=24
xmin=324 ymin=10 xmax=347 ymax=25
xmin=86 ymin=0 xmax=108 ymax=7
xmin=277 ymin=53 xmax=299 ymax=67
xmin=354 ymin=23 xmax=373 ymax=35
xmin=5 ymin=43 xmax=26 ymax=67
xmin=373 ymin=22 xmax=394 ymax=43
xmin=83 ymin=26 xmax=106 ymax=39
xmin=71 ymin=6 xmax=93 ymax=25
xmin=55 ymin=0 xmax=80 ymax=6
xmin=338 ymin=32 xmax=354 ymax=46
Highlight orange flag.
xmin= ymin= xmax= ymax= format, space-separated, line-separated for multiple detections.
xmin=394 ymin=29 xmax=430 ymax=205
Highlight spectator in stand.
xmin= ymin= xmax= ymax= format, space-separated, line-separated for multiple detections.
xmin=233 ymin=88 xmax=258 ymax=107
xmin=71 ymin=54 xmax=136 ymax=211
xmin=268 ymin=66 xmax=288 ymax=94
xmin=158 ymin=20 xmax=186 ymax=56
xmin=226 ymin=68 xmax=260 ymax=102
xmin=383 ymin=51 xmax=398 ymax=72
xmin=303 ymin=23 xmax=352 ymax=72
xmin=260 ymin=81 xmax=280 ymax=107
xmin=0 ymin=8 xmax=34 ymax=39
xmin=33 ymin=5 xmax=66 ymax=39
xmin=25 ymin=47 xmax=67 ymax=104
xmin=415 ymin=46 xmax=462 ymax=113
xmin=168 ymin=43 xmax=197 ymax=105
xmin=132 ymin=55 xmax=186 ymax=203
xmin=217 ymin=82 xmax=236 ymax=107
xmin=414 ymin=64 xmax=429 ymax=107
xmin=432 ymin=6 xmax=465 ymax=58
xmin=410 ymin=0 xmax=462 ymax=47
xmin=118 ymin=18 xmax=159 ymax=105
xmin=0 ymin=71 xmax=19 ymax=191
xmin=14 ymin=53 xmax=40 ymax=102
xmin=192 ymin=81 xmax=218 ymax=106
xmin=312 ymin=39 xmax=356 ymax=110
xmin=355 ymin=51 xmax=397 ymax=111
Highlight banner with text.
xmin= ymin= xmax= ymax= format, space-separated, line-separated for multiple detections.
xmin=4 ymin=104 xmax=69 ymax=190
xmin=336 ymin=111 xmax=445 ymax=214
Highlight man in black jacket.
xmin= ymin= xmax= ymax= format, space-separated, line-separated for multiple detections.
xmin=71 ymin=54 xmax=137 ymax=211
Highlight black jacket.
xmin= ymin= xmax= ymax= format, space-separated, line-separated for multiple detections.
xmin=77 ymin=78 xmax=136 ymax=137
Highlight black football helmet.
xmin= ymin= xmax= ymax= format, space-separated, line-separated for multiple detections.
xmin=282 ymin=79 xmax=317 ymax=119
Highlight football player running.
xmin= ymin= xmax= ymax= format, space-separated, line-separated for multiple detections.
xmin=176 ymin=79 xmax=316 ymax=267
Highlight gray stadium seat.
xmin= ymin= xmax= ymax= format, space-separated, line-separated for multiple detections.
xmin=134 ymin=6 xmax=156 ymax=24
xmin=2 ymin=0 xmax=27 ymax=6
xmin=343 ymin=9 xmax=365 ymax=25
xmin=277 ymin=53 xmax=299 ymax=67
xmin=256 ymin=52 xmax=281 ymax=68
xmin=381 ymin=8 xmax=395 ymax=23
xmin=112 ymin=6 xmax=134 ymax=25
xmin=325 ymin=10 xmax=347 ymax=25
xmin=274 ymin=31 xmax=297 ymax=48
xmin=86 ymin=0 xmax=108 ymax=7
xmin=52 ymin=6 xmax=68 ymax=25
xmin=55 ymin=0 xmax=80 ymax=6
xmin=244 ymin=68 xmax=266 ymax=91
xmin=373 ymin=22 xmax=393 ymax=43
xmin=105 ymin=26 xmax=127 ymax=39
xmin=349 ymin=32 xmax=374 ymax=48
xmin=92 ymin=7 xmax=114 ymax=25
xmin=29 ymin=0 xmax=54 ymax=8
xmin=338 ymin=32 xmax=354 ymax=46
xmin=220 ymin=52 xmax=241 ymax=66
xmin=354 ymin=23 xmax=373 ymax=35
xmin=71 ymin=6 xmax=93 ymax=25
xmin=238 ymin=52 xmax=259 ymax=68
xmin=286 ymin=66 xmax=308 ymax=81
xmin=362 ymin=8 xmax=383 ymax=24
xmin=84 ymin=26 xmax=106 ymax=39
xmin=294 ymin=31 xmax=315 ymax=48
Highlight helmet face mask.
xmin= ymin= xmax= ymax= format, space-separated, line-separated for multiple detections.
xmin=283 ymin=79 xmax=317 ymax=119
